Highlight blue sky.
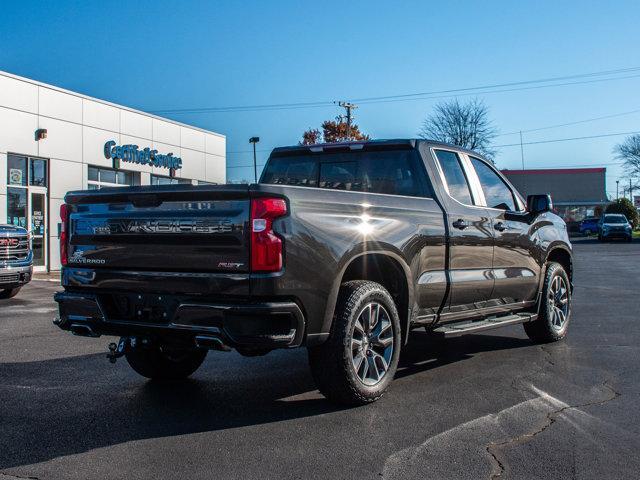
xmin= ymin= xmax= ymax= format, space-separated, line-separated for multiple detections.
xmin=2 ymin=0 xmax=639 ymax=196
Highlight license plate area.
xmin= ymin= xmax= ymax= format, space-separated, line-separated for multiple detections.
xmin=97 ymin=293 xmax=179 ymax=324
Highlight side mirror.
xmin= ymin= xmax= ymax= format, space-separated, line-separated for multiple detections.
xmin=527 ymin=194 xmax=553 ymax=215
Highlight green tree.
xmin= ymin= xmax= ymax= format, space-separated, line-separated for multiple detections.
xmin=605 ymin=198 xmax=639 ymax=229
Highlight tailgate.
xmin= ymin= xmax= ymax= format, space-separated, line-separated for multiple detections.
xmin=65 ymin=184 xmax=250 ymax=273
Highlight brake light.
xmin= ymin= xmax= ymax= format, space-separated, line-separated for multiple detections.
xmin=250 ymin=197 xmax=287 ymax=272
xmin=60 ymin=203 xmax=70 ymax=266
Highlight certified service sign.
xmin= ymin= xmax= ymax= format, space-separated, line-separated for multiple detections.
xmin=103 ymin=141 xmax=182 ymax=170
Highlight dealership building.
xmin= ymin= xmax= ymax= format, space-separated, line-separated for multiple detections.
xmin=0 ymin=70 xmax=226 ymax=272
xmin=501 ymin=167 xmax=609 ymax=231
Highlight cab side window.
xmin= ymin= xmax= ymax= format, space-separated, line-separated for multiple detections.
xmin=470 ymin=157 xmax=517 ymax=211
xmin=434 ymin=150 xmax=473 ymax=205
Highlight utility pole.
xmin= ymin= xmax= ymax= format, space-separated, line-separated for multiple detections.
xmin=337 ymin=101 xmax=358 ymax=140
xmin=519 ymin=131 xmax=525 ymax=170
xmin=630 ymin=178 xmax=633 ymax=201
xmin=249 ymin=136 xmax=260 ymax=183
xmin=616 ymin=180 xmax=619 ymax=199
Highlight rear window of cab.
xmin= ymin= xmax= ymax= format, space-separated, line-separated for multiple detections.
xmin=261 ymin=150 xmax=432 ymax=198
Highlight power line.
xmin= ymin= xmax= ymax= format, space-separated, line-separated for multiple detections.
xmin=352 ymin=66 xmax=640 ymax=103
xmin=494 ymin=130 xmax=640 ymax=148
xmin=497 ymin=107 xmax=640 ymax=137
xmin=149 ymin=66 xmax=640 ymax=115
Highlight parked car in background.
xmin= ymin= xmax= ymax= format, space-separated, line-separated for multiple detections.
xmin=54 ymin=139 xmax=573 ymax=405
xmin=579 ymin=217 xmax=599 ymax=236
xmin=598 ymin=214 xmax=632 ymax=242
xmin=0 ymin=224 xmax=33 ymax=298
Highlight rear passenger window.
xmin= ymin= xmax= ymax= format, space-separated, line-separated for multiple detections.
xmin=434 ymin=150 xmax=473 ymax=205
xmin=262 ymin=150 xmax=430 ymax=197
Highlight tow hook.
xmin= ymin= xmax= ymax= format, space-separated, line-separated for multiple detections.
xmin=107 ymin=336 xmax=138 ymax=364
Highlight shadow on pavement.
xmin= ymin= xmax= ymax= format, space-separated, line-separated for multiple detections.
xmin=0 ymin=331 xmax=532 ymax=469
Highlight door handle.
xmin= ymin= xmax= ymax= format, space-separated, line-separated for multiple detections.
xmin=452 ymin=219 xmax=468 ymax=230
xmin=494 ymin=222 xmax=507 ymax=232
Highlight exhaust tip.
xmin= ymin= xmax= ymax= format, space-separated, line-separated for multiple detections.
xmin=70 ymin=323 xmax=100 ymax=338
xmin=194 ymin=335 xmax=231 ymax=352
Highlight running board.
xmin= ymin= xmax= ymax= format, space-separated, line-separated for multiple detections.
xmin=432 ymin=312 xmax=537 ymax=338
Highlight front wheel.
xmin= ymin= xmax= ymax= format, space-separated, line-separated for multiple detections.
xmin=0 ymin=287 xmax=21 ymax=299
xmin=308 ymin=280 xmax=401 ymax=405
xmin=125 ymin=346 xmax=207 ymax=380
xmin=524 ymin=262 xmax=571 ymax=343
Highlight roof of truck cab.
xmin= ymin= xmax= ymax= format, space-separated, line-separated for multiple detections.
xmin=269 ymin=139 xmax=491 ymax=161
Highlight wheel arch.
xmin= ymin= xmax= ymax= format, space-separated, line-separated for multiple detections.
xmin=546 ymin=245 xmax=573 ymax=285
xmin=321 ymin=250 xmax=414 ymax=346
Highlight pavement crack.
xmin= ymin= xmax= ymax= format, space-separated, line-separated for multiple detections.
xmin=486 ymin=380 xmax=620 ymax=480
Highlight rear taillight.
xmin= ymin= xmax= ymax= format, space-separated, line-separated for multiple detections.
xmin=60 ymin=203 xmax=70 ymax=266
xmin=250 ymin=197 xmax=287 ymax=272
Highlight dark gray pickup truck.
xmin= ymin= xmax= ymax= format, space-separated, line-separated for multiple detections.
xmin=54 ymin=139 xmax=573 ymax=405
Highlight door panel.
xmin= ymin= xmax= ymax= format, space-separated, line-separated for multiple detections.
xmin=446 ymin=205 xmax=495 ymax=310
xmin=488 ymin=210 xmax=540 ymax=303
xmin=467 ymin=156 xmax=540 ymax=304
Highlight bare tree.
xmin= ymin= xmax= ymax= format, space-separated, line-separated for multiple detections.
xmin=419 ymin=98 xmax=497 ymax=158
xmin=614 ymin=135 xmax=640 ymax=194
xmin=615 ymin=135 xmax=640 ymax=177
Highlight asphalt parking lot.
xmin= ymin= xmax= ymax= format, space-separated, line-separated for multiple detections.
xmin=1 ymin=237 xmax=639 ymax=480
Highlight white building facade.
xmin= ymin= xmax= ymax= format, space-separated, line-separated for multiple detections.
xmin=0 ymin=70 xmax=226 ymax=272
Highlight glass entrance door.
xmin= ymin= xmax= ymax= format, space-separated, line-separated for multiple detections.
xmin=30 ymin=190 xmax=47 ymax=271
xmin=6 ymin=154 xmax=49 ymax=272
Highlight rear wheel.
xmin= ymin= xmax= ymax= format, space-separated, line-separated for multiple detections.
xmin=524 ymin=262 xmax=571 ymax=343
xmin=308 ymin=280 xmax=401 ymax=405
xmin=125 ymin=346 xmax=207 ymax=380
xmin=0 ymin=287 xmax=21 ymax=299
xmin=583 ymin=229 xmax=591 ymax=236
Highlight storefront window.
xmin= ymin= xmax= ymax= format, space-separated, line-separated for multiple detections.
xmin=29 ymin=158 xmax=47 ymax=187
xmin=7 ymin=154 xmax=27 ymax=186
xmin=151 ymin=174 xmax=192 ymax=185
xmin=87 ymin=166 xmax=135 ymax=189
xmin=6 ymin=187 xmax=28 ymax=227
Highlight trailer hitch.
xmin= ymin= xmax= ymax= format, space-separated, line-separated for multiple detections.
xmin=107 ymin=336 xmax=139 ymax=364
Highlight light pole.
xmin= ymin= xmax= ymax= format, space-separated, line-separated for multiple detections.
xmin=616 ymin=180 xmax=619 ymax=199
xmin=249 ymin=137 xmax=260 ymax=183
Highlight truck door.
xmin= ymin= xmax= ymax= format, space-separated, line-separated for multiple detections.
xmin=467 ymin=156 xmax=540 ymax=305
xmin=431 ymin=149 xmax=494 ymax=315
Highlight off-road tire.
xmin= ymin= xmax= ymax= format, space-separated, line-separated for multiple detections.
xmin=125 ymin=346 xmax=207 ymax=380
xmin=0 ymin=287 xmax=21 ymax=299
xmin=524 ymin=262 xmax=571 ymax=343
xmin=308 ymin=280 xmax=401 ymax=405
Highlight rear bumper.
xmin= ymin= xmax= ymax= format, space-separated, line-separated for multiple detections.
xmin=53 ymin=291 xmax=305 ymax=350
xmin=0 ymin=264 xmax=33 ymax=289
